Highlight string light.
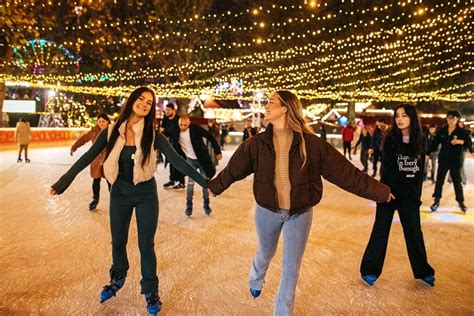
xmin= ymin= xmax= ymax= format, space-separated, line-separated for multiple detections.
xmin=1 ymin=0 xmax=471 ymax=103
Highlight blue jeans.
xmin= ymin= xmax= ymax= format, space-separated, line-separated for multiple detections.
xmin=249 ymin=204 xmax=313 ymax=316
xmin=186 ymin=158 xmax=209 ymax=208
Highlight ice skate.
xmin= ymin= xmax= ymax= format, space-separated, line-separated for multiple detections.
xmin=100 ymin=275 xmax=126 ymax=303
xmin=145 ymin=293 xmax=162 ymax=315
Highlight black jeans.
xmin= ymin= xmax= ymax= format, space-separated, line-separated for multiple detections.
xmin=433 ymin=163 xmax=464 ymax=202
xmin=109 ymin=178 xmax=159 ymax=294
xmin=92 ymin=178 xmax=111 ymax=200
xmin=361 ymin=203 xmax=434 ymax=279
xmin=170 ymin=163 xmax=185 ymax=184
xmin=360 ymin=148 xmax=369 ymax=172
xmin=343 ymin=141 xmax=352 ymax=158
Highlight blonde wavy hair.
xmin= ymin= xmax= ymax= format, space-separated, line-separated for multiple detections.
xmin=274 ymin=90 xmax=315 ymax=169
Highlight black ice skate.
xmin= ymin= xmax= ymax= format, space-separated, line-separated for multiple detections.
xmin=89 ymin=199 xmax=99 ymax=210
xmin=430 ymin=199 xmax=440 ymax=212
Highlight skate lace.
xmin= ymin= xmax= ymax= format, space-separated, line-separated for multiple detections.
xmin=146 ymin=293 xmax=161 ymax=305
xmin=103 ymin=277 xmax=125 ymax=296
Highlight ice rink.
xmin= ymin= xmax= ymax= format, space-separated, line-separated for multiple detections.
xmin=1 ymin=144 xmax=473 ymax=315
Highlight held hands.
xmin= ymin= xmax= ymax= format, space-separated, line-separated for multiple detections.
xmin=450 ymin=139 xmax=464 ymax=145
xmin=207 ymin=179 xmax=217 ymax=197
xmin=216 ymin=154 xmax=223 ymax=161
xmin=49 ymin=187 xmax=57 ymax=195
xmin=386 ymin=193 xmax=396 ymax=202
xmin=368 ymin=148 xmax=374 ymax=155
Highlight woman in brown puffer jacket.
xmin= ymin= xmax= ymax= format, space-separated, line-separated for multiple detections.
xmin=15 ymin=118 xmax=32 ymax=163
xmin=209 ymin=90 xmax=393 ymax=315
xmin=70 ymin=113 xmax=111 ymax=210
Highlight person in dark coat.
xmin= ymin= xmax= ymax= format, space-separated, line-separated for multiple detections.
xmin=428 ymin=110 xmax=472 ymax=213
xmin=369 ymin=119 xmax=384 ymax=177
xmin=160 ymin=103 xmax=185 ymax=189
xmin=178 ymin=115 xmax=222 ymax=216
xmin=242 ymin=121 xmax=257 ymax=142
xmin=319 ymin=123 xmax=327 ymax=141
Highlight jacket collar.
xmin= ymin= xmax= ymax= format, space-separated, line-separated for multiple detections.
xmin=117 ymin=118 xmax=145 ymax=136
xmin=262 ymin=124 xmax=302 ymax=147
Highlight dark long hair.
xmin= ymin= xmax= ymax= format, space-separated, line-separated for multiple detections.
xmin=105 ymin=87 xmax=156 ymax=168
xmin=385 ymin=104 xmax=423 ymax=156
xmin=96 ymin=112 xmax=111 ymax=123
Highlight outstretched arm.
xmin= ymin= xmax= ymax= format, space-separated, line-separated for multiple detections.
xmin=50 ymin=128 xmax=108 ymax=195
xmin=155 ymin=132 xmax=208 ymax=188
xmin=70 ymin=127 xmax=97 ymax=155
xmin=208 ymin=138 xmax=254 ymax=196
xmin=320 ymin=140 xmax=391 ymax=202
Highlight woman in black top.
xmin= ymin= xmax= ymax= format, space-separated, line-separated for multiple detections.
xmin=50 ymin=87 xmax=207 ymax=315
xmin=360 ymin=104 xmax=435 ymax=287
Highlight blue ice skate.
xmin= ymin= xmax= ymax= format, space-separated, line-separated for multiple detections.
xmin=250 ymin=288 xmax=261 ymax=299
xmin=100 ymin=275 xmax=126 ymax=303
xmin=145 ymin=293 xmax=162 ymax=315
xmin=361 ymin=274 xmax=377 ymax=286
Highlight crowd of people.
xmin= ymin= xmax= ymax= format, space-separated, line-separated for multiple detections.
xmin=44 ymin=86 xmax=472 ymax=315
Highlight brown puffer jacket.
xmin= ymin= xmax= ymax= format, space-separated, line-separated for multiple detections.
xmin=71 ymin=126 xmax=106 ymax=178
xmin=209 ymin=125 xmax=390 ymax=215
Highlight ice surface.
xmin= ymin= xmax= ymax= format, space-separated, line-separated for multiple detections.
xmin=1 ymin=144 xmax=473 ymax=314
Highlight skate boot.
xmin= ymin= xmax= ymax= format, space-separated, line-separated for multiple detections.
xmin=421 ymin=275 xmax=435 ymax=286
xmin=100 ymin=274 xmax=126 ymax=303
xmin=203 ymin=205 xmax=212 ymax=216
xmin=17 ymin=157 xmax=22 ymax=163
xmin=361 ymin=274 xmax=377 ymax=286
xmin=185 ymin=207 xmax=192 ymax=217
xmin=89 ymin=197 xmax=99 ymax=210
xmin=145 ymin=293 xmax=162 ymax=315
xmin=163 ymin=180 xmax=175 ymax=189
xmin=430 ymin=199 xmax=440 ymax=212
xmin=250 ymin=288 xmax=261 ymax=299
xmin=459 ymin=202 xmax=467 ymax=213
xmin=25 ymin=158 xmax=31 ymax=163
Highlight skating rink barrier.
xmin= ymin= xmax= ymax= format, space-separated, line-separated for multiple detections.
xmin=0 ymin=127 xmax=89 ymax=144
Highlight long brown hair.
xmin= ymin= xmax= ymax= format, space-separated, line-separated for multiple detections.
xmin=105 ymin=87 xmax=156 ymax=168
xmin=275 ymin=90 xmax=314 ymax=169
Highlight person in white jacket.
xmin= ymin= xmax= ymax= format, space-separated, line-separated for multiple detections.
xmin=50 ymin=87 xmax=208 ymax=315
xmin=15 ymin=117 xmax=32 ymax=163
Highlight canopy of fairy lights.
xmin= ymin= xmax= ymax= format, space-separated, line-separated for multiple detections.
xmin=1 ymin=0 xmax=472 ymax=103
